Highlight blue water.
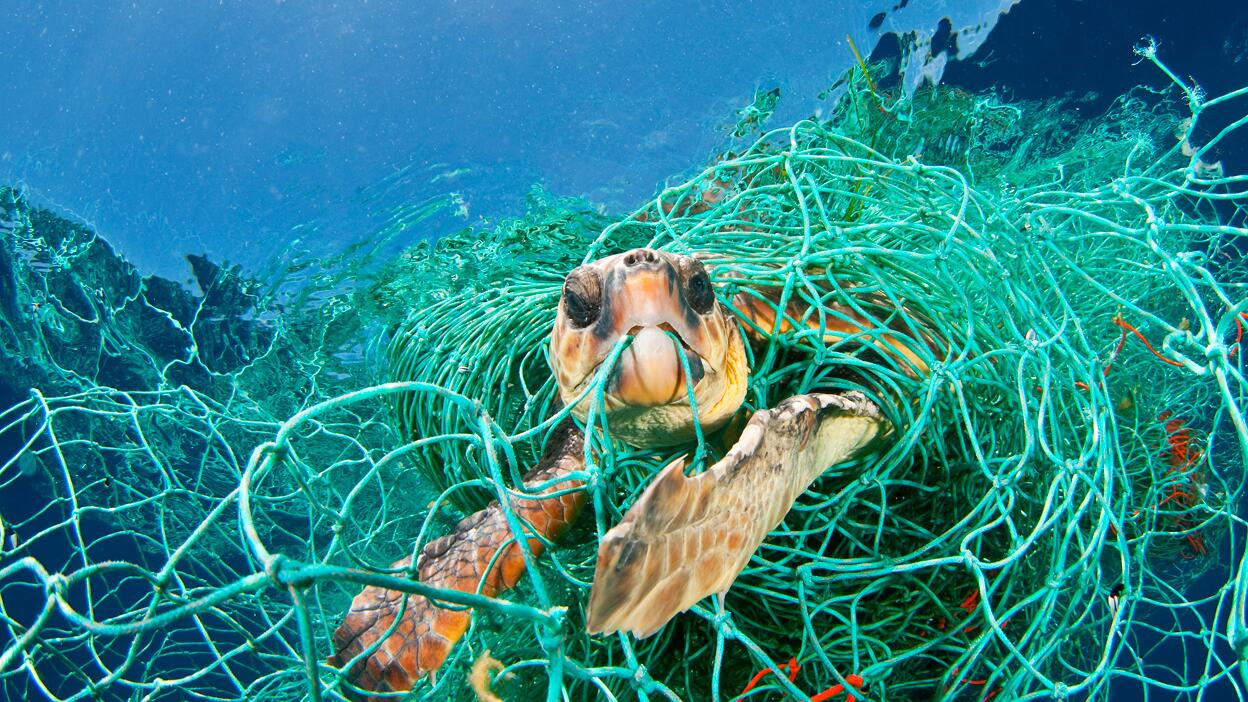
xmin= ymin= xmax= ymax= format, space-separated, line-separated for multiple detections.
xmin=1 ymin=0 xmax=1017 ymax=279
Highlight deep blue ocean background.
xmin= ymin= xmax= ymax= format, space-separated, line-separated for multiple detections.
xmin=2 ymin=0 xmax=972 ymax=280
xmin=1 ymin=1 xmax=1246 ymax=700
xmin=0 ymin=1 xmax=1049 ymax=278
xmin=3 ymin=1 xmax=1244 ymax=280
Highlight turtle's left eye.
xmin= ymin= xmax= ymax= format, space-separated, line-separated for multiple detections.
xmin=686 ymin=268 xmax=715 ymax=314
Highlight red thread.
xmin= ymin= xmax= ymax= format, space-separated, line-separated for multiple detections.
xmin=959 ymin=590 xmax=980 ymax=614
xmin=737 ymin=658 xmax=864 ymax=701
xmin=1154 ymin=412 xmax=1209 ymax=559
xmin=1112 ymin=315 xmax=1184 ymax=367
xmin=738 ymin=656 xmax=798 ymax=697
xmin=809 ymin=674 xmax=865 ymax=702
xmin=1232 ymin=313 xmax=1246 ymax=359
xmin=1102 ymin=322 xmax=1130 ymax=376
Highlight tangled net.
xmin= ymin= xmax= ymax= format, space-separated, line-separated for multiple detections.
xmin=1 ymin=48 xmax=1246 ymax=701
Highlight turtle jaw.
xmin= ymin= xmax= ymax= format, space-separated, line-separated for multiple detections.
xmin=560 ymin=325 xmax=746 ymax=448
xmin=607 ymin=325 xmax=706 ymax=408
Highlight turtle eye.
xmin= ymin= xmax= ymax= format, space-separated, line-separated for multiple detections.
xmin=686 ymin=266 xmax=715 ymax=314
xmin=562 ymin=268 xmax=602 ymax=328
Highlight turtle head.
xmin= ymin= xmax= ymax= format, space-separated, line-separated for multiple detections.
xmin=550 ymin=248 xmax=748 ymax=448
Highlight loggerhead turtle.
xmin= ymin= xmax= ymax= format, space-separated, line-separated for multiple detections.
xmin=329 ymin=247 xmax=930 ymax=699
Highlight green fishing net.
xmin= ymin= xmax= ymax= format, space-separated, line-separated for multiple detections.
xmin=2 ymin=47 xmax=1247 ymax=701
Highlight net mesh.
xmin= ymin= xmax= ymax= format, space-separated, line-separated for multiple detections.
xmin=1 ymin=47 xmax=1247 ymax=701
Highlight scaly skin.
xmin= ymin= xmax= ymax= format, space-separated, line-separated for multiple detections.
xmin=330 ymin=248 xmax=917 ymax=697
xmin=328 ymin=420 xmax=585 ymax=700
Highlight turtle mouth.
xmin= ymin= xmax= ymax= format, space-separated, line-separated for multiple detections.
xmin=607 ymin=324 xmax=706 ymax=407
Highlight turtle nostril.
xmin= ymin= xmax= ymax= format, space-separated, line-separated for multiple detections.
xmin=623 ymin=249 xmax=657 ymax=267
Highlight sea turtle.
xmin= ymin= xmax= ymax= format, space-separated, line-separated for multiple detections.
xmin=328 ymin=247 xmax=929 ymax=699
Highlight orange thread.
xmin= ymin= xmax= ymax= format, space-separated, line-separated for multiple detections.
xmin=947 ymin=667 xmax=1001 ymax=699
xmin=1102 ymin=323 xmax=1130 ymax=377
xmin=959 ymin=590 xmax=980 ymax=614
xmin=739 ymin=656 xmax=798 ymax=697
xmin=809 ymin=675 xmax=865 ymax=702
xmin=1112 ymin=315 xmax=1184 ymax=367
xmin=1154 ymin=412 xmax=1209 ymax=559
xmin=1161 ymin=412 xmax=1203 ymax=470
xmin=1232 ymin=313 xmax=1246 ymax=359
xmin=737 ymin=658 xmax=864 ymax=702
xmin=1185 ymin=533 xmax=1208 ymax=557
xmin=1155 ymin=490 xmax=1185 ymax=509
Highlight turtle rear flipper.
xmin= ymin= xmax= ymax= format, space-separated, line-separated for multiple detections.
xmin=329 ymin=420 xmax=586 ymax=700
xmin=586 ymin=392 xmax=887 ymax=638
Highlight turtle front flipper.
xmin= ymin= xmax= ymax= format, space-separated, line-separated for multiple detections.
xmin=329 ymin=420 xmax=586 ymax=700
xmin=586 ymin=392 xmax=887 ymax=638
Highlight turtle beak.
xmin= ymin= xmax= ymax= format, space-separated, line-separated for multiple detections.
xmin=609 ymin=326 xmax=706 ymax=407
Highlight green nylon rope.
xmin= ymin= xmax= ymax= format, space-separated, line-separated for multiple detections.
xmin=1 ymin=48 xmax=1246 ymax=701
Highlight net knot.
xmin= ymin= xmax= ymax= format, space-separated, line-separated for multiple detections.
xmin=580 ymin=463 xmax=601 ymax=494
xmin=264 ymin=554 xmax=290 ymax=588
xmin=798 ymin=563 xmax=820 ymax=588
xmin=537 ymin=629 xmax=564 ymax=654
xmin=929 ymin=362 xmax=951 ymax=384
xmin=45 ymin=572 xmax=68 ymax=600
xmin=1051 ymin=681 xmax=1070 ymax=699
xmin=632 ymin=664 xmax=658 ymax=692
xmin=259 ymin=441 xmax=288 ymax=464
xmin=960 ymin=550 xmax=978 ymax=568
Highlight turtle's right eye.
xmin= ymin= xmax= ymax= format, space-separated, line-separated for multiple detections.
xmin=685 ymin=261 xmax=715 ymax=314
xmin=563 ymin=268 xmax=602 ymax=328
